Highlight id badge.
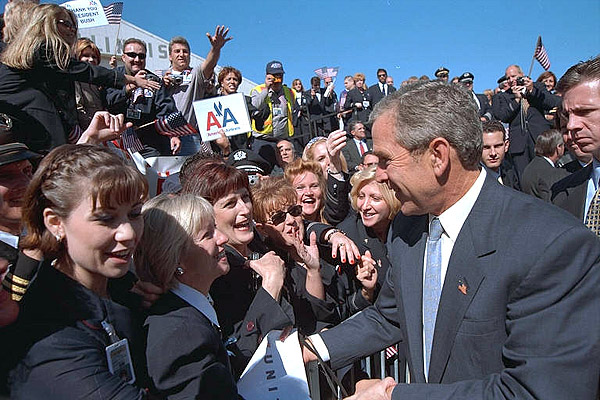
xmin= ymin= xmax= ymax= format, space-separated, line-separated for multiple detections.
xmin=362 ymin=100 xmax=370 ymax=108
xmin=105 ymin=338 xmax=136 ymax=384
xmin=126 ymin=108 xmax=141 ymax=120
xmin=273 ymin=106 xmax=283 ymax=117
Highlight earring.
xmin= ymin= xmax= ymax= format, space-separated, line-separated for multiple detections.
xmin=175 ymin=266 xmax=184 ymax=276
xmin=55 ymin=234 xmax=62 ymax=242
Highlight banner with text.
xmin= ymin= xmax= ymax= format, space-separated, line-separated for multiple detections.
xmin=193 ymin=93 xmax=251 ymax=142
xmin=61 ymin=0 xmax=108 ymax=28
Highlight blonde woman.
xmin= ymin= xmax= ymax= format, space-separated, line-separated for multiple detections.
xmin=0 ymin=4 xmax=158 ymax=149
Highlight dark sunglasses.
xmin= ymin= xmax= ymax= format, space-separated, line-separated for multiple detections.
xmin=57 ymin=19 xmax=76 ymax=31
xmin=268 ymin=204 xmax=303 ymax=225
xmin=377 ymin=74 xmax=386 ymax=77
xmin=124 ymin=52 xmax=147 ymax=60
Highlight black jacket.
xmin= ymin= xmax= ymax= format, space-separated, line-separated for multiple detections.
xmin=7 ymin=261 xmax=148 ymax=399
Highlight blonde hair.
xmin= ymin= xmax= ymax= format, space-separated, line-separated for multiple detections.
xmin=284 ymin=159 xmax=327 ymax=223
xmin=1 ymin=4 xmax=77 ymax=70
xmin=302 ymin=136 xmax=348 ymax=173
xmin=135 ymin=194 xmax=215 ymax=290
xmin=2 ymin=1 xmax=38 ymax=43
xmin=251 ymin=177 xmax=297 ymax=223
xmin=75 ymin=37 xmax=101 ymax=64
xmin=350 ymin=166 xmax=401 ymax=220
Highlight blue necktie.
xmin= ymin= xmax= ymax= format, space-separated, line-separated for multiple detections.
xmin=424 ymin=217 xmax=443 ymax=380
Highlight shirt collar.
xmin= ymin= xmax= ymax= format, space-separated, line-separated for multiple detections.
xmin=592 ymin=158 xmax=600 ymax=190
xmin=0 ymin=231 xmax=19 ymax=248
xmin=432 ymin=168 xmax=486 ymax=242
xmin=171 ymin=281 xmax=220 ymax=327
xmin=542 ymin=156 xmax=555 ymax=167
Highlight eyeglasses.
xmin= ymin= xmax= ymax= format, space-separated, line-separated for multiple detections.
xmin=268 ymin=204 xmax=303 ymax=225
xmin=377 ymin=74 xmax=386 ymax=77
xmin=124 ymin=52 xmax=147 ymax=60
xmin=57 ymin=19 xmax=76 ymax=31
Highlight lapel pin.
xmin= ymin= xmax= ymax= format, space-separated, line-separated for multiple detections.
xmin=457 ymin=278 xmax=468 ymax=295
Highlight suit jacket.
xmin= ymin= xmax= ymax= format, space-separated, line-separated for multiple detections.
xmin=343 ymin=88 xmax=372 ymax=123
xmin=551 ymin=163 xmax=592 ymax=220
xmin=367 ymin=83 xmax=396 ymax=107
xmin=341 ymin=137 xmax=373 ymax=173
xmin=521 ymin=156 xmax=570 ymax=201
xmin=320 ymin=172 xmax=600 ymax=399
xmin=474 ymin=92 xmax=493 ymax=121
xmin=144 ymin=291 xmax=240 ymax=399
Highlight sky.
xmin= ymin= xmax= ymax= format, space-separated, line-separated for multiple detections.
xmin=4 ymin=0 xmax=600 ymax=93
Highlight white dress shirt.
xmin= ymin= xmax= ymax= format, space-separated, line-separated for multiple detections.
xmin=171 ymin=281 xmax=220 ymax=328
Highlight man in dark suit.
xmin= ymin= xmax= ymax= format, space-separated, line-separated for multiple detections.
xmin=367 ymin=68 xmax=396 ymax=108
xmin=481 ymin=121 xmax=520 ymax=190
xmin=305 ymin=81 xmax=600 ymax=399
xmin=521 ymin=128 xmax=569 ymax=201
xmin=458 ymin=72 xmax=493 ymax=122
xmin=491 ymin=64 xmax=562 ymax=178
xmin=342 ymin=120 xmax=372 ymax=174
xmin=551 ymin=56 xmax=600 ymax=232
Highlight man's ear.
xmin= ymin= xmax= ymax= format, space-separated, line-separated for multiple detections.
xmin=43 ymin=207 xmax=63 ymax=239
xmin=504 ymin=139 xmax=510 ymax=153
xmin=429 ymin=137 xmax=450 ymax=177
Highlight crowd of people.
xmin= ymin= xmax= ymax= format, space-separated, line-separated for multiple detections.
xmin=0 ymin=1 xmax=599 ymax=399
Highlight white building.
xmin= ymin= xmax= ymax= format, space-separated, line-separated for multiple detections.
xmin=79 ymin=20 xmax=257 ymax=94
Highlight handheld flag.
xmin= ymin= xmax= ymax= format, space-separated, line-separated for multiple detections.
xmin=154 ymin=112 xmax=198 ymax=137
xmin=534 ymin=36 xmax=551 ymax=71
xmin=103 ymin=2 xmax=123 ymax=25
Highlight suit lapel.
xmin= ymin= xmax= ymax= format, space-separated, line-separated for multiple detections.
xmin=427 ymin=177 xmax=497 ymax=383
xmin=396 ymin=215 xmax=428 ymax=382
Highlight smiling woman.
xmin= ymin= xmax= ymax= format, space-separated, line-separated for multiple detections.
xmin=7 ymin=145 xmax=150 ymax=399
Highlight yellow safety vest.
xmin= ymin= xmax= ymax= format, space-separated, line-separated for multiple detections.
xmin=250 ymin=84 xmax=295 ymax=136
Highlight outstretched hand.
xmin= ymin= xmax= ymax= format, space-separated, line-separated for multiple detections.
xmin=77 ymin=112 xmax=132 ymax=144
xmin=206 ymin=25 xmax=233 ymax=50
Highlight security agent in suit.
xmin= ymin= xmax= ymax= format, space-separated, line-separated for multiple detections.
xmin=305 ymin=81 xmax=600 ymax=399
xmin=458 ymin=72 xmax=493 ymax=122
xmin=480 ymin=121 xmax=520 ymax=190
xmin=551 ymin=56 xmax=600 ymax=229
xmin=341 ymin=120 xmax=372 ymax=174
xmin=521 ymin=128 xmax=569 ymax=201
xmin=491 ymin=64 xmax=562 ymax=178
xmin=367 ymin=68 xmax=396 ymax=108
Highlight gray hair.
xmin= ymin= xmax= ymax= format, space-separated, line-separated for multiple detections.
xmin=534 ymin=129 xmax=563 ymax=157
xmin=556 ymin=55 xmax=600 ymax=95
xmin=369 ymin=80 xmax=483 ymax=168
xmin=135 ymin=193 xmax=214 ymax=290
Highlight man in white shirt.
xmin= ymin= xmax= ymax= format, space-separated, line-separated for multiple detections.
xmin=305 ymin=81 xmax=600 ymax=399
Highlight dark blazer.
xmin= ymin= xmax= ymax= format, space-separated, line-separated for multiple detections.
xmin=474 ymin=93 xmax=493 ymax=121
xmin=320 ymin=172 xmax=600 ymax=399
xmin=8 ymin=261 xmax=148 ymax=399
xmin=521 ymin=156 xmax=570 ymax=201
xmin=551 ymin=163 xmax=593 ymax=220
xmin=106 ymin=66 xmax=177 ymax=157
xmin=367 ymin=83 xmax=396 ymax=107
xmin=341 ymin=137 xmax=373 ymax=173
xmin=343 ymin=88 xmax=372 ymax=124
xmin=144 ymin=291 xmax=240 ymax=400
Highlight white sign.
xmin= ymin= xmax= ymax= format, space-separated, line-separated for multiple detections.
xmin=237 ymin=330 xmax=310 ymax=400
xmin=193 ymin=93 xmax=252 ymax=142
xmin=61 ymin=0 xmax=108 ymax=29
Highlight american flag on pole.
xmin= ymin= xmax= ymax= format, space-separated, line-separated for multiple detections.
xmin=122 ymin=127 xmax=144 ymax=153
xmin=103 ymin=2 xmax=123 ymax=25
xmin=534 ymin=36 xmax=551 ymax=71
xmin=154 ymin=112 xmax=198 ymax=137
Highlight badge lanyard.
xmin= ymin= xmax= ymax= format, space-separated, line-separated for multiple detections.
xmin=101 ymin=319 xmax=136 ymax=385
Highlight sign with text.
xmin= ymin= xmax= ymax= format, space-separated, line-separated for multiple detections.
xmin=61 ymin=0 xmax=108 ymax=28
xmin=193 ymin=93 xmax=251 ymax=142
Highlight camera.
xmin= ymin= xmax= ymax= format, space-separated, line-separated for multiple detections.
xmin=171 ymin=75 xmax=183 ymax=86
xmin=248 ymin=173 xmax=259 ymax=186
xmin=516 ymin=76 xmax=527 ymax=86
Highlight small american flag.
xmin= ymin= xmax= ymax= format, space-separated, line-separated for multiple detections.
xmin=122 ymin=127 xmax=144 ymax=153
xmin=385 ymin=344 xmax=398 ymax=360
xmin=154 ymin=112 xmax=198 ymax=137
xmin=534 ymin=36 xmax=551 ymax=71
xmin=103 ymin=2 xmax=123 ymax=25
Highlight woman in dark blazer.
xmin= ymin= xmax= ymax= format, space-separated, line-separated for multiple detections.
xmin=337 ymin=166 xmax=401 ymax=313
xmin=135 ymin=193 xmax=241 ymax=399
